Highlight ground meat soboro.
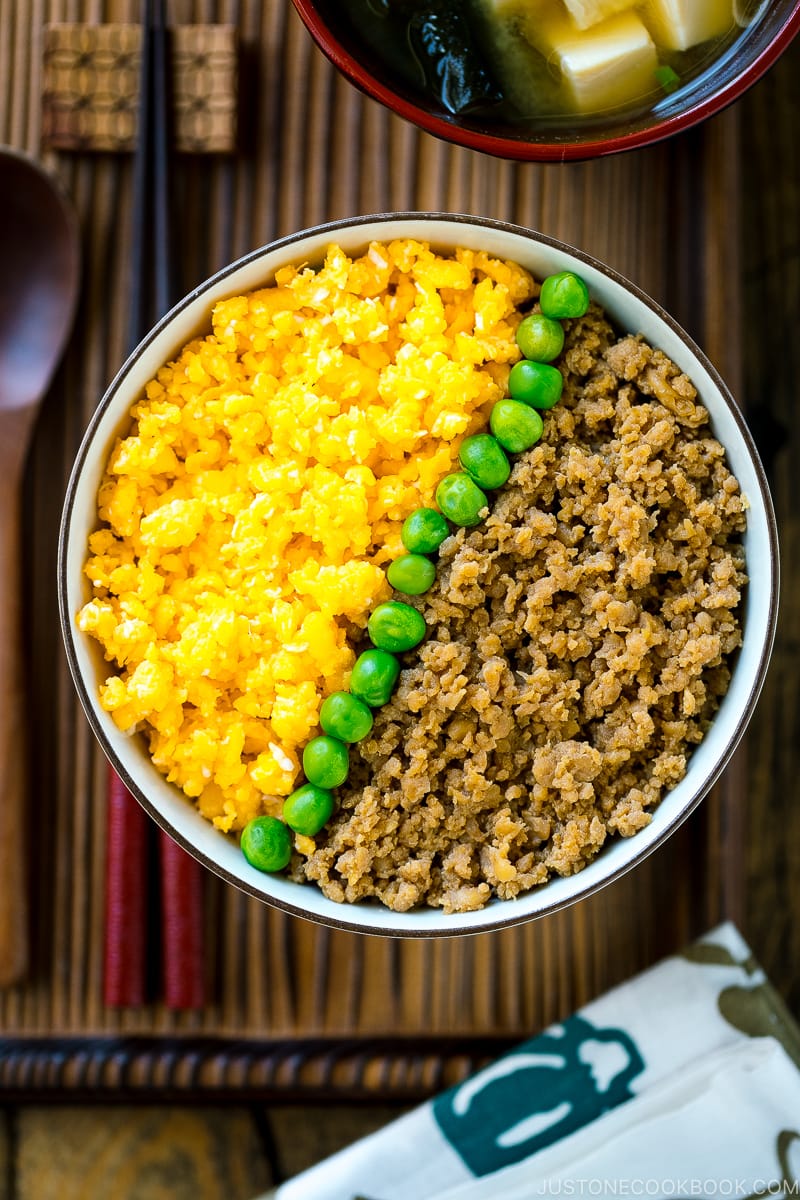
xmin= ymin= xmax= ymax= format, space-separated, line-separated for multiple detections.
xmin=292 ymin=306 xmax=747 ymax=914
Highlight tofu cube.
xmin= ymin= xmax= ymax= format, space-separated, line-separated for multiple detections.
xmin=483 ymin=0 xmax=632 ymax=24
xmin=481 ymin=0 xmax=548 ymax=15
xmin=521 ymin=9 xmax=659 ymax=112
xmin=639 ymin=0 xmax=734 ymax=51
xmin=561 ymin=0 xmax=638 ymax=31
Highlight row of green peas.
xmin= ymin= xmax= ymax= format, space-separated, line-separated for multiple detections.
xmin=239 ymin=270 xmax=590 ymax=874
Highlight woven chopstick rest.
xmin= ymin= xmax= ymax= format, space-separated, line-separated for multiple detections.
xmin=42 ymin=23 xmax=238 ymax=154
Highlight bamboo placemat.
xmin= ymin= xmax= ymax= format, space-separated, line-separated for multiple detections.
xmin=0 ymin=0 xmax=745 ymax=1097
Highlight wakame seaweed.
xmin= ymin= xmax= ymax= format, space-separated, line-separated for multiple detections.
xmin=401 ymin=1 xmax=503 ymax=115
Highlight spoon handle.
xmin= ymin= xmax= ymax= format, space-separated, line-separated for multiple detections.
xmin=0 ymin=424 xmax=30 ymax=988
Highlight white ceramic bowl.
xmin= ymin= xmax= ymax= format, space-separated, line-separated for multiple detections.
xmin=59 ymin=214 xmax=779 ymax=937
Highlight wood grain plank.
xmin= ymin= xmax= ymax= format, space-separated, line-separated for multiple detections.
xmin=738 ymin=36 xmax=800 ymax=1016
xmin=16 ymin=1106 xmax=271 ymax=1200
xmin=357 ymin=936 xmax=400 ymax=1033
xmin=387 ymin=112 xmax=418 ymax=213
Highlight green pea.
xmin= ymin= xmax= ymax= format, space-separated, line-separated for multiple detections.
xmin=459 ymin=433 xmax=511 ymax=490
xmin=515 ymin=312 xmax=565 ymax=362
xmin=508 ymin=360 xmax=563 ymax=410
xmin=538 ymin=271 xmax=590 ymax=320
xmin=283 ymin=783 xmax=335 ymax=837
xmin=368 ymin=600 xmax=427 ymax=653
xmin=490 ymin=399 xmax=544 ymax=454
xmin=387 ymin=553 xmax=437 ymax=596
xmin=349 ymin=648 xmax=401 ymax=707
xmin=241 ymin=815 xmax=293 ymax=873
xmin=319 ymin=690 xmax=373 ymax=743
xmin=401 ymin=507 xmax=450 ymax=555
xmin=435 ymin=472 xmax=488 ymax=527
xmin=302 ymin=735 xmax=349 ymax=788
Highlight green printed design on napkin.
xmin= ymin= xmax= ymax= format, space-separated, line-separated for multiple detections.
xmin=680 ymin=938 xmax=759 ymax=973
xmin=432 ymin=1013 xmax=644 ymax=1176
xmin=682 ymin=937 xmax=800 ymax=1068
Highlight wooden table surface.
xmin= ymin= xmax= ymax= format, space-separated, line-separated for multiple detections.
xmin=737 ymin=44 xmax=800 ymax=1017
xmin=0 ymin=0 xmax=797 ymax=1101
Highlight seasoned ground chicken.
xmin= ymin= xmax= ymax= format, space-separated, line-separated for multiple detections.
xmin=291 ymin=306 xmax=747 ymax=913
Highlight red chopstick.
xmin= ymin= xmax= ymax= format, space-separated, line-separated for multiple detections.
xmin=104 ymin=775 xmax=207 ymax=1009
xmin=104 ymin=766 xmax=148 ymax=1007
xmin=159 ymin=832 xmax=206 ymax=1009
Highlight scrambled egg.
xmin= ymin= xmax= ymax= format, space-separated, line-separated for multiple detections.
xmin=78 ymin=239 xmax=534 ymax=833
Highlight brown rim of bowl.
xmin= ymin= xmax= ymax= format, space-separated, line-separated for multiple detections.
xmin=58 ymin=212 xmax=780 ymax=937
xmin=290 ymin=0 xmax=800 ymax=162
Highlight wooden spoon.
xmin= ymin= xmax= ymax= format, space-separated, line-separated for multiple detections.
xmin=0 ymin=148 xmax=79 ymax=987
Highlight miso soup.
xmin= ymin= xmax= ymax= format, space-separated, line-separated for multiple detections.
xmin=334 ymin=0 xmax=767 ymax=128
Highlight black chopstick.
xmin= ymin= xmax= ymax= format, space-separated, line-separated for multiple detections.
xmin=106 ymin=0 xmax=206 ymax=1012
xmin=128 ymin=0 xmax=175 ymax=351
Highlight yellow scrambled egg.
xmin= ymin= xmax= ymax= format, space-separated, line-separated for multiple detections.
xmin=78 ymin=239 xmax=534 ymax=833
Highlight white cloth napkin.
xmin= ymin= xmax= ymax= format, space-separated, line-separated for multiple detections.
xmin=263 ymin=923 xmax=800 ymax=1200
xmin=432 ymin=1039 xmax=800 ymax=1199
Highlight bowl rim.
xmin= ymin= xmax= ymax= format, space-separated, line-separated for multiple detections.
xmin=59 ymin=211 xmax=780 ymax=937
xmin=290 ymin=0 xmax=800 ymax=162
